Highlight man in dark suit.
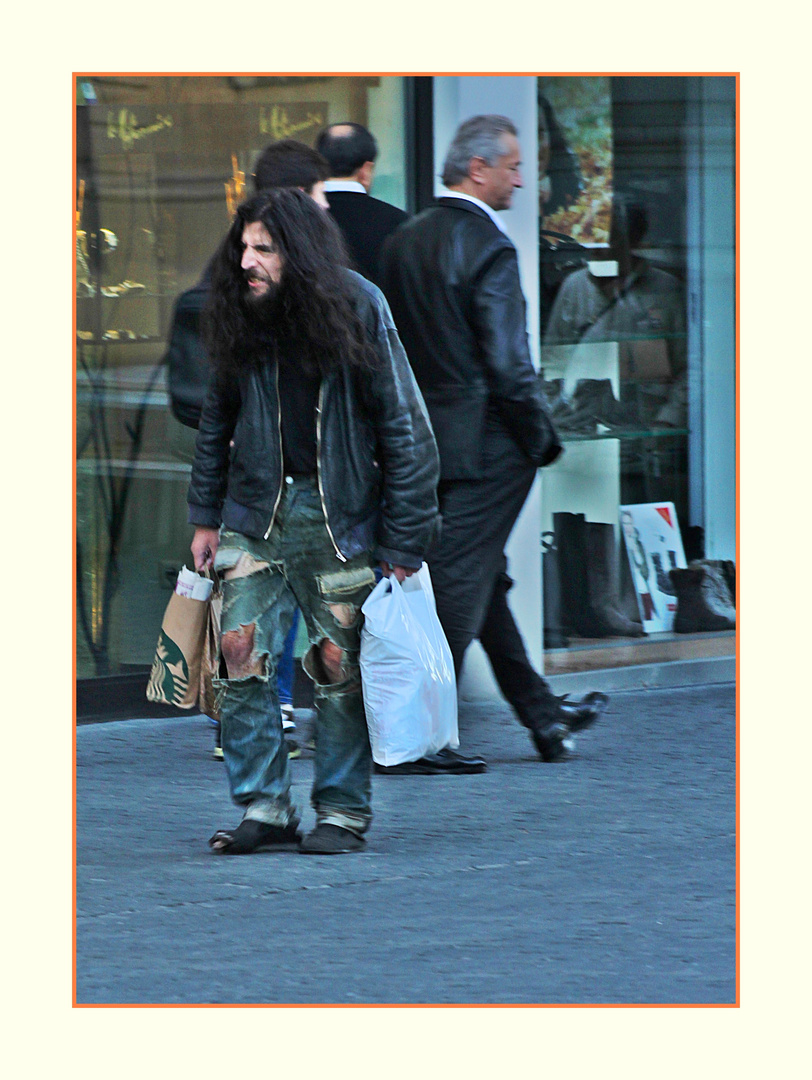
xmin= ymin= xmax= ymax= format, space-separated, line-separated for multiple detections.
xmin=315 ymin=122 xmax=408 ymax=287
xmin=380 ymin=115 xmax=608 ymax=765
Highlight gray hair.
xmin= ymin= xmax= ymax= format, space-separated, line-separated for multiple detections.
xmin=441 ymin=115 xmax=518 ymax=186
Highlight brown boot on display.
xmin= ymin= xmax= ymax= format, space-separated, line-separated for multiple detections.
xmin=670 ymin=564 xmax=736 ymax=632
xmin=585 ymin=522 xmax=645 ymax=637
xmin=690 ymin=559 xmax=736 ymax=606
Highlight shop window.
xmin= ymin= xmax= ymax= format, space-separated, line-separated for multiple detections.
xmin=536 ymin=76 xmax=735 ymax=672
xmin=75 ymin=75 xmax=408 ymax=679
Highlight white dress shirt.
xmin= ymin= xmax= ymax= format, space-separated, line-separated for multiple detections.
xmin=323 ymin=180 xmax=367 ymax=195
xmin=437 ymin=189 xmax=510 ymax=236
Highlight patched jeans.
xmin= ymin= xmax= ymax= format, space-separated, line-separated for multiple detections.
xmin=213 ymin=478 xmax=377 ymax=836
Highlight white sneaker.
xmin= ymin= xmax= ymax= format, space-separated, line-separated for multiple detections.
xmin=280 ymin=705 xmax=300 ymax=758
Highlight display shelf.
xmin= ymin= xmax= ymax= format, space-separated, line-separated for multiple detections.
xmin=76 ymin=457 xmax=191 ymax=479
xmin=544 ymin=330 xmax=687 ymax=347
xmin=76 ymin=335 xmax=164 ymax=345
xmin=76 ymin=290 xmax=178 ymax=301
xmin=559 ymin=427 xmax=688 ymax=443
xmin=76 ymin=389 xmax=168 ymax=408
xmin=543 ymin=629 xmax=735 ymax=672
xmin=77 ymin=363 xmax=165 ymax=383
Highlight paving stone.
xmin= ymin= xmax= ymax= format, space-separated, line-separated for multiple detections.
xmin=76 ymin=683 xmax=736 ymax=1004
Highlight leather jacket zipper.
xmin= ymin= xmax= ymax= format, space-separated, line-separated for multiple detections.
xmin=316 ymin=384 xmax=347 ymax=562
xmin=263 ymin=366 xmax=285 ymax=540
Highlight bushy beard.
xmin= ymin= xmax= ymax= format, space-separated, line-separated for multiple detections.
xmin=241 ymin=275 xmax=305 ymax=364
xmin=244 ymin=275 xmax=282 ymax=324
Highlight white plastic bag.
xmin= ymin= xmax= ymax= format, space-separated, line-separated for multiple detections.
xmin=360 ymin=563 xmax=459 ymax=766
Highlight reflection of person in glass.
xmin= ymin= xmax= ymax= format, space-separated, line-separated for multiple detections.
xmin=621 ymin=510 xmax=658 ymax=620
xmin=544 ymin=195 xmax=687 ymax=428
xmin=538 ymin=95 xmax=582 ymax=222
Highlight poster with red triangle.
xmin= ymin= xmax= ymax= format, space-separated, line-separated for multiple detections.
xmin=620 ymin=502 xmax=686 ymax=633
xmin=656 ymin=506 xmax=673 ymax=528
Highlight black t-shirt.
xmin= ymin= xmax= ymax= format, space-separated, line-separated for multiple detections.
xmin=277 ymin=350 xmax=321 ymax=476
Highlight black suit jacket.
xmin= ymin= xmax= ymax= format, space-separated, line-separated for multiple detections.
xmin=380 ymin=197 xmax=561 ymax=480
xmin=326 ymin=190 xmax=408 ymax=288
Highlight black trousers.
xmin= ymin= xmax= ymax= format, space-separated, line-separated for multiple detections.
xmin=429 ymin=423 xmax=561 ymax=727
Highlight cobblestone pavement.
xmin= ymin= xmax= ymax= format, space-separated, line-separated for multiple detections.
xmin=75 ymin=683 xmax=736 ymax=1004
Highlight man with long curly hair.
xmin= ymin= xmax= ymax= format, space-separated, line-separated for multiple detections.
xmin=188 ymin=188 xmax=440 ymax=855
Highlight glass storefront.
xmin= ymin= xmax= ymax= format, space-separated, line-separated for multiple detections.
xmin=536 ymin=75 xmax=735 ymax=674
xmin=75 ymin=75 xmax=410 ymax=679
xmin=75 ymin=73 xmax=735 ymax=697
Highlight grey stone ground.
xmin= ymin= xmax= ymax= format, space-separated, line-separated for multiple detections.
xmin=76 ymin=683 xmax=736 ymax=1005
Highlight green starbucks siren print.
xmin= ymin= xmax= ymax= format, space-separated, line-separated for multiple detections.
xmin=147 ymin=630 xmax=190 ymax=705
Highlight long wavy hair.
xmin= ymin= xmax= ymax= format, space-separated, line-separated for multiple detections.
xmin=203 ymin=188 xmax=377 ymax=377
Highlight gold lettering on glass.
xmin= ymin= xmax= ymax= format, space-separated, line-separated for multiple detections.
xmin=258 ymin=106 xmax=324 ymax=140
xmin=106 ymin=110 xmax=174 ymax=149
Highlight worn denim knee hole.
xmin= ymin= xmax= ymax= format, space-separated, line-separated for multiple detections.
xmin=221 ymin=623 xmax=264 ymax=676
xmin=326 ymin=601 xmax=359 ymax=628
xmin=320 ymin=638 xmax=345 ymax=680
xmin=222 ymin=552 xmax=271 ymax=581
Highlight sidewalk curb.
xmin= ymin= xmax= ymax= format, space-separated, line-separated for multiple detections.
xmin=544 ymin=656 xmax=736 ymax=695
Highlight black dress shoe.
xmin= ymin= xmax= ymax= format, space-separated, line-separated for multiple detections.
xmin=528 ymin=720 xmax=575 ymax=763
xmin=374 ymin=747 xmax=487 ymax=775
xmin=556 ymin=691 xmax=609 ymax=732
xmin=430 ymin=748 xmax=488 ymax=772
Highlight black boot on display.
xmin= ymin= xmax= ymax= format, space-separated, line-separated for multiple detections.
xmin=551 ymin=379 xmax=600 ymax=433
xmin=670 ymin=564 xmax=736 ymax=632
xmin=564 ymin=378 xmax=607 ymax=433
xmin=553 ymin=512 xmax=592 ymax=637
xmin=542 ymin=530 xmax=569 ymax=649
xmin=568 ymin=378 xmax=639 ymax=430
xmin=570 ymin=378 xmax=609 ymax=417
xmin=596 ymin=383 xmax=640 ymax=429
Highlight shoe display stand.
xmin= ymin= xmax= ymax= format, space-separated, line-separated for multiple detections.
xmin=539 ymin=340 xmax=695 ymax=654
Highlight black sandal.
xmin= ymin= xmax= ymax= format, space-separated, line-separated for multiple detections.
xmin=209 ymin=818 xmax=301 ymax=854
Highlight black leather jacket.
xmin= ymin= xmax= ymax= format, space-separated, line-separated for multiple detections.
xmin=380 ymin=197 xmax=562 ymax=480
xmin=187 ymin=272 xmax=440 ymax=569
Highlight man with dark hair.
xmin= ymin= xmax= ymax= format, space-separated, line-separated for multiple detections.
xmin=380 ymin=115 xmax=608 ymax=768
xmin=188 ymin=188 xmax=440 ymax=855
xmin=253 ymin=138 xmax=330 ymax=206
xmin=315 ymin=122 xmax=408 ymax=286
xmin=166 ymin=139 xmax=333 ymax=430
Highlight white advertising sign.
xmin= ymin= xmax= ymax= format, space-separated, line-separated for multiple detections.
xmin=620 ymin=502 xmax=687 ymax=633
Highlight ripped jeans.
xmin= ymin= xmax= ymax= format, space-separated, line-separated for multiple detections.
xmin=213 ymin=478 xmax=377 ymax=836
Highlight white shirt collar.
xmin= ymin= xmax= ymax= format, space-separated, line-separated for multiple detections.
xmin=438 ymin=189 xmax=510 ymax=235
xmin=324 ymin=180 xmax=366 ymax=194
